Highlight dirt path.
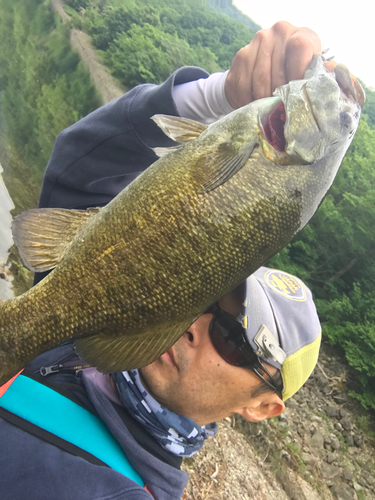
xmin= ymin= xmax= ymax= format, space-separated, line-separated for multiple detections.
xmin=50 ymin=0 xmax=126 ymax=104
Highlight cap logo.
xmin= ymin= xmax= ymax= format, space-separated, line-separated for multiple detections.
xmin=264 ymin=270 xmax=306 ymax=301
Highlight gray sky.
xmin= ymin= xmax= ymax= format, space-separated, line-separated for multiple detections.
xmin=234 ymin=0 xmax=374 ymax=89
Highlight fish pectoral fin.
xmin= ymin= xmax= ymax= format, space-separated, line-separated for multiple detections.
xmin=151 ymin=114 xmax=207 ymax=143
xmin=198 ymin=140 xmax=257 ymax=193
xmin=12 ymin=207 xmax=100 ymax=272
xmin=75 ymin=320 xmax=192 ymax=372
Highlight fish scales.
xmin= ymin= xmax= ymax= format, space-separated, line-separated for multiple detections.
xmin=0 ymin=56 xmax=364 ymax=383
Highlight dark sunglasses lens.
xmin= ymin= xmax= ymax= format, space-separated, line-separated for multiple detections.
xmin=210 ymin=314 xmax=250 ymax=366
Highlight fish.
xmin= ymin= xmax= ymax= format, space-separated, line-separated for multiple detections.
xmin=0 ymin=56 xmax=365 ymax=385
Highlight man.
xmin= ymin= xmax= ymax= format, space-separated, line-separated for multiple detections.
xmin=0 ymin=21 xmax=322 ymax=500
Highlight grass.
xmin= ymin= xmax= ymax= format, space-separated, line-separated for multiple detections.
xmin=357 ymin=415 xmax=375 ymax=438
xmin=357 ymin=489 xmax=367 ymax=500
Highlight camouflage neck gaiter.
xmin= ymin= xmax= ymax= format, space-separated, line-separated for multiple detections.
xmin=112 ymin=370 xmax=217 ymax=458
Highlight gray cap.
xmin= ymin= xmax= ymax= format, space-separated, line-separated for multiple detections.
xmin=221 ymin=267 xmax=321 ymax=400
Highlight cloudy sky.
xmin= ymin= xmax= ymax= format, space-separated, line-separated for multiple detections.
xmin=234 ymin=0 xmax=374 ymax=89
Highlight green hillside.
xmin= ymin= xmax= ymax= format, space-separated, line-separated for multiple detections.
xmin=0 ymin=0 xmax=99 ymax=213
xmin=69 ymin=0 xmax=257 ymax=87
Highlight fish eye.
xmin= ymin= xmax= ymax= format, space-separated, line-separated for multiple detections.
xmin=340 ymin=112 xmax=351 ymax=128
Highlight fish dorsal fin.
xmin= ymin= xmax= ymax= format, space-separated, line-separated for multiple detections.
xmin=12 ymin=207 xmax=100 ymax=272
xmin=151 ymin=114 xmax=207 ymax=143
xmin=197 ymin=140 xmax=257 ymax=193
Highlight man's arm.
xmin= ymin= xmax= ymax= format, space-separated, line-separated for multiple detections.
xmin=38 ymin=67 xmax=210 ymax=211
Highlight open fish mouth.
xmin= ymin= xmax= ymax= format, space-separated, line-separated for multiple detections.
xmin=259 ymin=85 xmax=319 ymax=156
xmin=260 ymin=102 xmax=287 ymax=153
xmin=257 ymin=99 xmax=302 ymax=165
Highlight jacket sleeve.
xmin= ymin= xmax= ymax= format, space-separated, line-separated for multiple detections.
xmin=38 ymin=66 xmax=209 ymax=211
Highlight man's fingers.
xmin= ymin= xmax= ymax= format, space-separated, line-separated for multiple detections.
xmin=224 ymin=22 xmax=322 ymax=108
xmin=251 ymin=31 xmax=273 ymax=101
xmin=271 ymin=41 xmax=287 ymax=93
xmin=285 ymin=29 xmax=322 ymax=82
xmin=225 ymin=41 xmax=258 ymax=109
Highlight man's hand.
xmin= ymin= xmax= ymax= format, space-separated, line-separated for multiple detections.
xmin=224 ymin=21 xmax=322 ymax=109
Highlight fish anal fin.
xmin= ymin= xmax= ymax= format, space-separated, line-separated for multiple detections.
xmin=151 ymin=114 xmax=207 ymax=143
xmin=75 ymin=320 xmax=193 ymax=372
xmin=12 ymin=207 xmax=100 ymax=272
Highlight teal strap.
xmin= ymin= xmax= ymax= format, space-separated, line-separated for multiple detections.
xmin=0 ymin=374 xmax=144 ymax=486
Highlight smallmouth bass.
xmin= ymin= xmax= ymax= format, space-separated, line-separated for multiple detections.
xmin=0 ymin=56 xmax=365 ymax=384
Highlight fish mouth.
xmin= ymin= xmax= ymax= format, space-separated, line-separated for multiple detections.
xmin=258 ymin=99 xmax=298 ymax=165
xmin=260 ymin=102 xmax=287 ymax=153
xmin=258 ymin=97 xmax=310 ymax=166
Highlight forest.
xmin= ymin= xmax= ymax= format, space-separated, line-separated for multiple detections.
xmin=1 ymin=0 xmax=375 ymax=412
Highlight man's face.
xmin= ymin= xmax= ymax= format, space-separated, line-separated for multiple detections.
xmin=139 ymin=311 xmax=284 ymax=426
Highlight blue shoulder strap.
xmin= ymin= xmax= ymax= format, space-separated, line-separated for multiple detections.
xmin=0 ymin=374 xmax=144 ymax=487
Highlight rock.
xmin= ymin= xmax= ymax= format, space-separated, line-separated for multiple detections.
xmin=343 ymin=469 xmax=354 ymax=482
xmin=302 ymin=453 xmax=318 ymax=467
xmin=326 ymin=452 xmax=338 ymax=464
xmin=286 ymin=399 xmax=298 ymax=410
xmin=362 ymin=463 xmax=372 ymax=473
xmin=310 ymin=431 xmax=325 ymax=449
xmin=326 ymin=406 xmax=340 ymax=418
xmin=334 ymin=422 xmax=344 ymax=432
xmin=280 ymin=450 xmax=292 ymax=466
xmin=320 ymin=464 xmax=342 ymax=480
xmin=332 ymin=484 xmax=354 ymax=500
xmin=330 ymin=436 xmax=341 ymax=451
xmin=297 ymin=426 xmax=305 ymax=438
xmin=324 ymin=440 xmax=332 ymax=451
xmin=353 ymin=434 xmax=362 ymax=447
xmin=358 ymin=476 xmax=367 ymax=487
xmin=340 ymin=408 xmax=349 ymax=419
xmin=310 ymin=415 xmax=322 ymax=423
xmin=353 ymin=482 xmax=362 ymax=492
xmin=341 ymin=418 xmax=352 ymax=431
xmin=345 ymin=434 xmax=355 ymax=447
xmin=0 ymin=272 xmax=6 ymax=280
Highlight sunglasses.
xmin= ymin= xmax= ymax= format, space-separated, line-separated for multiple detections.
xmin=206 ymin=303 xmax=284 ymax=399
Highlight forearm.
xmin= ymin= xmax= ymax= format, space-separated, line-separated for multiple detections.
xmin=173 ymin=71 xmax=233 ymax=124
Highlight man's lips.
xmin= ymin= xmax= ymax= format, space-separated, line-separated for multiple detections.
xmin=161 ymin=347 xmax=178 ymax=370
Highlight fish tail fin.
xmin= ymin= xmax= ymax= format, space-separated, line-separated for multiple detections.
xmin=0 ymin=298 xmax=25 ymax=387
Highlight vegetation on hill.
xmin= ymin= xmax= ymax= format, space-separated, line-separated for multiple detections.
xmin=67 ymin=0 xmax=257 ymax=86
xmin=0 ymin=0 xmax=99 ymax=213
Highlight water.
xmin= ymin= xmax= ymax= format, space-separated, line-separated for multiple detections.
xmin=0 ymin=163 xmax=15 ymax=299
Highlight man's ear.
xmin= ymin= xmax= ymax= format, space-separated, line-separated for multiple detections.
xmin=237 ymin=393 xmax=285 ymax=422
